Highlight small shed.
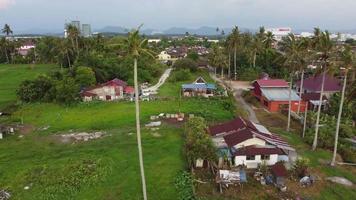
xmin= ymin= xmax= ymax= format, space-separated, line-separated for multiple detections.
xmin=271 ymin=163 xmax=288 ymax=186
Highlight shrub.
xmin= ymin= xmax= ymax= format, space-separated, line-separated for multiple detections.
xmin=174 ymin=171 xmax=196 ymax=200
xmin=173 ymin=58 xmax=198 ymax=72
xmin=170 ymin=69 xmax=192 ymax=82
xmin=292 ymin=157 xmax=310 ymax=178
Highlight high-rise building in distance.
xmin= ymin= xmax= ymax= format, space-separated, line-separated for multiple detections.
xmin=82 ymin=24 xmax=92 ymax=37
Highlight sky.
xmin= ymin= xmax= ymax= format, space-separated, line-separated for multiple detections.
xmin=1 ymin=0 xmax=356 ymax=32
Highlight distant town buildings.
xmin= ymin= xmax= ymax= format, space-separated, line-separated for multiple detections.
xmin=81 ymin=24 xmax=92 ymax=38
xmin=266 ymin=27 xmax=292 ymax=41
xmin=64 ymin=20 xmax=92 ymax=38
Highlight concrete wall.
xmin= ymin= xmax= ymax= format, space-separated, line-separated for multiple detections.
xmin=234 ymin=154 xmax=279 ymax=169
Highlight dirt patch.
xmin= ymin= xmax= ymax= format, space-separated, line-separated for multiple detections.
xmin=18 ymin=124 xmax=35 ymax=135
xmin=162 ymin=118 xmax=186 ymax=128
xmin=151 ymin=132 xmax=162 ymax=137
xmin=56 ymin=132 xmax=107 ymax=144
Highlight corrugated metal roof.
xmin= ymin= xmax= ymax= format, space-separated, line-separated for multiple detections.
xmin=182 ymin=83 xmax=216 ymax=89
xmin=255 ymin=79 xmax=289 ymax=88
xmin=261 ymin=88 xmax=301 ymax=101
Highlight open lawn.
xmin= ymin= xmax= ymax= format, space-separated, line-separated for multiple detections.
xmin=0 ymin=64 xmax=57 ymax=109
xmin=0 ymin=125 xmax=185 ymax=200
xmin=0 ymin=69 xmax=237 ymax=199
xmin=158 ymin=69 xmax=215 ymax=98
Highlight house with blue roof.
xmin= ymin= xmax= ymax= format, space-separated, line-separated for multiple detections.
xmin=181 ymin=77 xmax=216 ymax=97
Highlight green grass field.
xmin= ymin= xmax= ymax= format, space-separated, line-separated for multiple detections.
xmin=0 ymin=67 xmax=236 ymax=199
xmin=158 ymin=69 xmax=215 ymax=98
xmin=0 ymin=64 xmax=57 ymax=109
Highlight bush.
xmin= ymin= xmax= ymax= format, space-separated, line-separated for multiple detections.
xmin=339 ymin=144 xmax=356 ymax=163
xmin=238 ymin=67 xmax=262 ymax=81
xmin=173 ymin=58 xmax=198 ymax=72
xmin=292 ymin=158 xmax=310 ymax=178
xmin=170 ymin=69 xmax=192 ymax=82
xmin=174 ymin=171 xmax=196 ymax=200
xmin=17 ymin=75 xmax=54 ymax=102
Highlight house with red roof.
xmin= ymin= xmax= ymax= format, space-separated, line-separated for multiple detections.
xmin=81 ymin=78 xmax=134 ymax=101
xmin=252 ymin=79 xmax=307 ymax=112
xmin=17 ymin=40 xmax=35 ymax=56
xmin=208 ymin=117 xmax=295 ymax=169
xmin=295 ymin=73 xmax=341 ymax=98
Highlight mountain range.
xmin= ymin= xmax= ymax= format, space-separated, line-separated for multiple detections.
xmin=14 ymin=26 xmax=356 ymax=36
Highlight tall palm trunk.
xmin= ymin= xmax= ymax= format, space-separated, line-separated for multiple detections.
xmin=4 ymin=46 xmax=9 ymax=63
xmin=297 ymin=70 xmax=305 ymax=114
xmin=66 ymin=51 xmax=71 ymax=69
xmin=234 ymin=46 xmax=237 ymax=80
xmin=253 ymin=51 xmax=256 ymax=68
xmin=134 ymin=58 xmax=147 ymax=200
xmin=75 ymin=37 xmax=79 ymax=56
xmin=221 ymin=67 xmax=224 ymax=78
xmin=302 ymin=105 xmax=308 ymax=138
xmin=287 ymin=73 xmax=293 ymax=132
xmin=312 ymin=71 xmax=326 ymax=151
xmin=228 ymin=53 xmax=231 ymax=79
xmin=331 ymin=70 xmax=348 ymax=166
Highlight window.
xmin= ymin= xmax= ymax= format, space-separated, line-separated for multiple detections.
xmin=246 ymin=155 xmax=255 ymax=160
xmin=261 ymin=155 xmax=270 ymax=160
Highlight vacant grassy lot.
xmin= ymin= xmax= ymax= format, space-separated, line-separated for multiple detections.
xmin=0 ymin=64 xmax=57 ymax=109
xmin=0 ymin=125 xmax=185 ymax=200
xmin=0 ymin=69 xmax=237 ymax=199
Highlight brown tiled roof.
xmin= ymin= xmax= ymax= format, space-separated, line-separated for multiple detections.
xmin=208 ymin=117 xmax=247 ymax=136
xmin=234 ymin=146 xmax=285 ymax=156
xmin=302 ymin=93 xmax=328 ymax=101
xmin=296 ymin=73 xmax=341 ymax=92
xmin=223 ymin=129 xmax=254 ymax=147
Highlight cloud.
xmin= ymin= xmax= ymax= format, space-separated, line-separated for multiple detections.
xmin=0 ymin=0 xmax=15 ymax=10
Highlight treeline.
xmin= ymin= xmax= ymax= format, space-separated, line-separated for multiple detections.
xmin=0 ymin=24 xmax=165 ymax=83
xmin=17 ymin=66 xmax=95 ymax=104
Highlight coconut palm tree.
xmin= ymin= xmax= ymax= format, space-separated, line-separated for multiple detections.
xmin=229 ymin=26 xmax=240 ymax=80
xmin=312 ymin=30 xmax=335 ymax=151
xmin=2 ymin=24 xmax=13 ymax=36
xmin=1 ymin=24 xmax=13 ymax=63
xmin=295 ymin=37 xmax=312 ymax=115
xmin=249 ymin=36 xmax=263 ymax=68
xmin=66 ymin=24 xmax=80 ymax=56
xmin=225 ymin=35 xmax=234 ymax=78
xmin=331 ymin=45 xmax=355 ymax=166
xmin=280 ymin=33 xmax=301 ymax=131
xmin=121 ymin=27 xmax=154 ymax=200
xmin=263 ymin=31 xmax=276 ymax=49
xmin=209 ymin=45 xmax=228 ymax=78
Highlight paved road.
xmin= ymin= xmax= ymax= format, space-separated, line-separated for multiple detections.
xmin=210 ymin=73 xmax=259 ymax=123
xmin=142 ymin=68 xmax=172 ymax=94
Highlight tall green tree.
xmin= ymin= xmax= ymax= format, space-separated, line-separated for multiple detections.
xmin=121 ymin=27 xmax=154 ymax=200
xmin=229 ymin=26 xmax=240 ymax=80
xmin=66 ymin=24 xmax=80 ymax=56
xmin=209 ymin=45 xmax=228 ymax=78
xmin=2 ymin=24 xmax=13 ymax=36
xmin=331 ymin=45 xmax=355 ymax=166
xmin=312 ymin=30 xmax=335 ymax=151
xmin=280 ymin=33 xmax=301 ymax=131
xmin=1 ymin=24 xmax=13 ymax=63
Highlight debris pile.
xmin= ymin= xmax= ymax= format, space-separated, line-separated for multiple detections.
xmin=326 ymin=176 xmax=353 ymax=187
xmin=0 ymin=189 xmax=11 ymax=200
xmin=60 ymin=132 xmax=106 ymax=143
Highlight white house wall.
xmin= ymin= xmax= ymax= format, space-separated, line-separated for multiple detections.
xmin=234 ymin=154 xmax=279 ymax=169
